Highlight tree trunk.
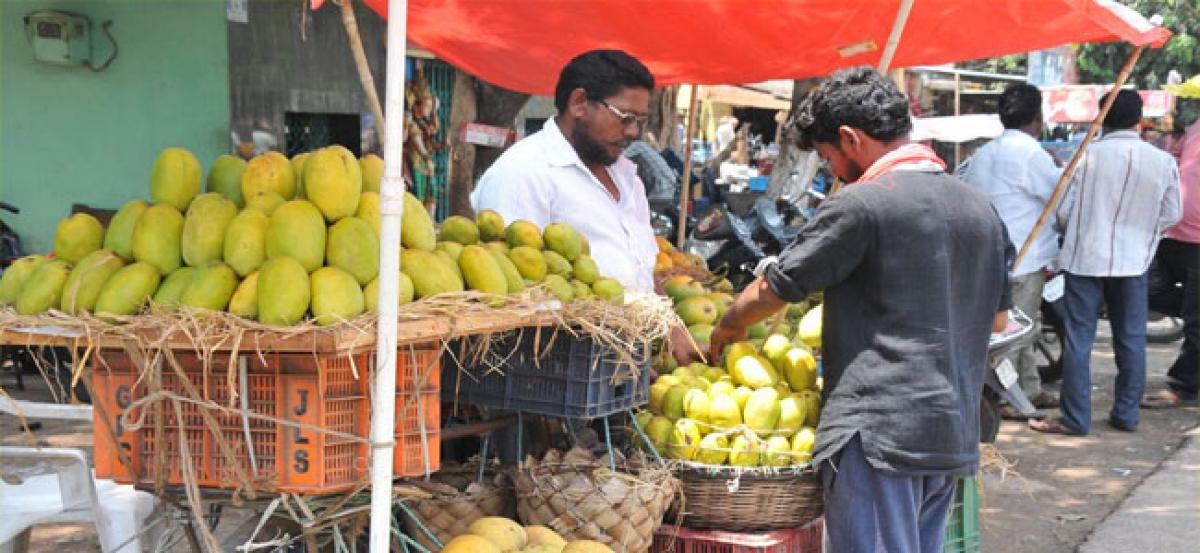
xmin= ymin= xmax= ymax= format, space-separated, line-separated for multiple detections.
xmin=446 ymin=72 xmax=478 ymax=217
xmin=472 ymin=80 xmax=531 ymax=183
xmin=765 ymin=78 xmax=822 ymax=197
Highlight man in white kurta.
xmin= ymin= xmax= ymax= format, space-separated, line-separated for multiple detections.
xmin=471 ymin=50 xmax=660 ymax=295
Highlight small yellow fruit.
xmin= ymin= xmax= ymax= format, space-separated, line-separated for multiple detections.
xmin=466 ymin=517 xmax=526 ymax=551
xmin=525 ymin=525 xmax=567 ymax=547
xmin=440 ymin=534 xmax=501 ymax=553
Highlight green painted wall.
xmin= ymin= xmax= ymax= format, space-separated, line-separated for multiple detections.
xmin=0 ymin=0 xmax=229 ymax=255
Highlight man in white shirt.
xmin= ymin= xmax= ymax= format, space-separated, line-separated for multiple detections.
xmin=472 ymin=50 xmax=657 ymax=293
xmin=471 ymin=50 xmax=694 ymax=361
xmin=958 ymin=83 xmax=1062 ymax=413
xmin=1031 ymin=90 xmax=1181 ymax=436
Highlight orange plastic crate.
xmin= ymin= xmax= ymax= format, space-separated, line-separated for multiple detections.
xmin=93 ymin=343 xmax=441 ymax=494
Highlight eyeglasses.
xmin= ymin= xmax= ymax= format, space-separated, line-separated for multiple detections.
xmin=594 ymin=99 xmax=649 ymax=129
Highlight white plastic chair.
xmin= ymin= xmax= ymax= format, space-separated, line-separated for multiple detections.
xmin=0 ymin=447 xmax=156 ymax=553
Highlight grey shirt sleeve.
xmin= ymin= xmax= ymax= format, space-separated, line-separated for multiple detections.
xmin=765 ymin=192 xmax=872 ymax=302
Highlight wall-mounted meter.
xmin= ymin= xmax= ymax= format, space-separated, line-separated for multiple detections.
xmin=24 ymin=11 xmax=92 ymax=66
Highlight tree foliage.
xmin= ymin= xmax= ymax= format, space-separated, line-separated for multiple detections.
xmin=1077 ymin=0 xmax=1200 ymax=124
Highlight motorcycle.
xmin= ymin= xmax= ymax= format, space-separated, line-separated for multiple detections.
xmin=981 ymin=307 xmax=1038 ymax=442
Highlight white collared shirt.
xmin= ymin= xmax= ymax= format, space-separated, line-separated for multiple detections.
xmin=1055 ymin=130 xmax=1181 ymax=277
xmin=470 ymin=118 xmax=659 ymax=293
xmin=957 ymin=129 xmax=1062 ymax=276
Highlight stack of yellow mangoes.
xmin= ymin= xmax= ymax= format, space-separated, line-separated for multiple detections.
xmin=0 ymin=147 xmax=623 ymax=327
xmin=438 ymin=517 xmax=613 ymax=553
xmin=652 ymin=235 xmax=709 ymax=275
xmin=640 ymin=332 xmax=822 ymax=468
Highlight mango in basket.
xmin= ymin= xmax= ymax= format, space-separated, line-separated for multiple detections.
xmin=730 ymin=353 xmax=780 ymax=389
xmin=744 ymin=388 xmax=782 ymax=437
xmin=696 ymin=432 xmax=729 ymax=465
xmin=466 ymin=517 xmax=526 ymax=551
xmin=401 ymin=249 xmax=464 ymax=299
xmin=708 ymin=393 xmax=742 ymax=429
xmin=440 ymin=534 xmax=500 ymax=553
xmin=683 ymin=388 xmax=710 ymax=422
xmin=181 ymin=193 xmax=237 ymax=267
xmin=180 ymin=261 xmax=238 ymax=312
xmin=355 ymin=191 xmax=380 ymax=236
xmin=544 ymin=222 xmax=583 ymax=261
xmin=488 ymin=249 xmax=526 ymax=293
xmin=591 ymin=278 xmax=624 ymax=302
xmin=95 ymin=262 xmax=161 ymax=318
xmin=207 ymin=154 xmax=247 ymax=207
xmin=508 ymin=246 xmax=547 ymax=281
xmin=524 ymin=525 xmax=566 ymax=547
xmin=224 ymin=209 xmax=270 ymax=278
xmin=542 ymin=250 xmax=573 ymax=278
xmin=791 ymin=427 xmax=816 ymax=463
xmin=476 ymin=209 xmax=506 ymax=242
xmin=327 ymin=216 xmax=379 ymax=285
xmin=228 ymin=272 xmax=259 ymax=319
xmin=731 ymin=386 xmax=754 ymax=411
xmin=783 ymin=347 xmax=818 ymax=392
xmin=15 ymin=260 xmax=71 ymax=315
xmin=242 ymin=151 xmax=296 ymax=202
xmin=401 ymin=191 xmax=437 ymax=251
xmin=669 ymin=418 xmax=703 ymax=460
xmin=304 ymin=146 xmax=361 ymax=221
xmin=245 ymin=191 xmax=285 ymax=215
xmin=133 ymin=203 xmax=184 ymax=274
xmin=150 ymin=147 xmax=202 ymax=211
xmin=662 ymin=385 xmax=688 ymax=420
xmin=440 ymin=215 xmax=480 ymax=245
xmin=291 ymin=153 xmax=311 ymax=198
xmin=103 ymin=200 xmax=148 ymax=261
xmin=266 ymin=200 xmax=326 ymax=272
xmin=359 ymin=153 xmax=382 ymax=194
xmin=152 ymin=267 xmax=194 ymax=310
xmin=765 ymin=436 xmax=794 ymax=467
xmin=776 ymin=395 xmax=806 ymax=437
xmin=570 ymin=279 xmax=593 ymax=300
xmin=60 ymin=249 xmax=124 ymax=315
xmin=505 ymin=220 xmax=544 ymax=250
xmin=257 ymin=257 xmax=310 ymax=326
xmin=572 ymin=255 xmax=599 ymax=284
xmin=0 ymin=255 xmax=48 ymax=306
xmin=311 ymin=267 xmax=365 ymax=326
xmin=728 ymin=433 xmax=762 ymax=467
xmin=644 ymin=416 xmax=673 ymax=451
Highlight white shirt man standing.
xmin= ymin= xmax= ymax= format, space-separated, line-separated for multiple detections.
xmin=471 ymin=50 xmax=694 ymax=362
xmin=958 ymin=83 xmax=1062 ymax=412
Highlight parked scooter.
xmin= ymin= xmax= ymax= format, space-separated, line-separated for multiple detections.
xmin=981 ymin=308 xmax=1038 ymax=442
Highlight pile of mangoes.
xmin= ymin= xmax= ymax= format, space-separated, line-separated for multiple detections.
xmin=0 ymin=147 xmax=622 ymax=326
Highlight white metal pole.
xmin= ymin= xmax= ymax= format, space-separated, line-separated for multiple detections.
xmin=370 ymin=0 xmax=408 ymax=550
xmin=877 ymin=0 xmax=916 ymax=73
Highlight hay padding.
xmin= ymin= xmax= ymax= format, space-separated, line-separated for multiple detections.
xmin=513 ymin=462 xmax=677 ymax=553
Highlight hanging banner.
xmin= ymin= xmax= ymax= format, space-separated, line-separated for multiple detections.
xmin=1043 ymin=85 xmax=1174 ymax=122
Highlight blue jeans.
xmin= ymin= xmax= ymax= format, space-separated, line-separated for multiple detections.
xmin=821 ymin=435 xmax=957 ymax=553
xmin=1059 ymin=273 xmax=1148 ymax=433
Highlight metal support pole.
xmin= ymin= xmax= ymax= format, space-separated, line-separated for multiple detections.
xmin=369 ymin=0 xmax=409 ymax=550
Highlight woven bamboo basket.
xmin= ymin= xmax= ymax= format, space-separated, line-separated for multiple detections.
xmin=402 ymin=466 xmax=515 ymax=550
xmin=513 ymin=461 xmax=678 ymax=553
xmin=673 ymin=464 xmax=823 ymax=532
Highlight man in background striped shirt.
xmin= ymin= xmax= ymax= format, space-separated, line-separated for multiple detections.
xmin=1031 ymin=90 xmax=1181 ymax=436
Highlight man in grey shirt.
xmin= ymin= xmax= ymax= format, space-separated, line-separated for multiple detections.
xmin=708 ymin=67 xmax=1011 ymax=553
xmin=1032 ymin=90 xmax=1181 ymax=435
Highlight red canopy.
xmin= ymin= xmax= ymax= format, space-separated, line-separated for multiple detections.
xmin=316 ymin=0 xmax=1169 ymax=96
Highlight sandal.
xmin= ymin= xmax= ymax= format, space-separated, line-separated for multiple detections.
xmin=1141 ymin=389 xmax=1181 ymax=409
xmin=1031 ymin=392 xmax=1060 ymax=409
xmin=1029 ymin=417 xmax=1085 ymax=436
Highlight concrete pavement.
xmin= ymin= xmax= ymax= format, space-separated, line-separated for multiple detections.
xmin=1079 ymin=425 xmax=1200 ymax=553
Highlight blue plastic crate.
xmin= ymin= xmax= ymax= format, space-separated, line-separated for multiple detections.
xmin=748 ymin=176 xmax=770 ymax=192
xmin=443 ymin=329 xmax=650 ymax=419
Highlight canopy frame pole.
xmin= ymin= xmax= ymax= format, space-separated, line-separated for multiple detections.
xmin=339 ymin=0 xmax=387 ymax=144
xmin=877 ymin=0 xmax=916 ymax=73
xmin=1014 ymin=44 xmax=1146 ymax=269
xmin=678 ymin=83 xmax=701 ymax=248
xmin=370 ymin=0 xmax=409 ymax=550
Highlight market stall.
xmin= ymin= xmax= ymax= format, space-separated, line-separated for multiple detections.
xmin=0 ymin=1 xmax=1174 ymax=552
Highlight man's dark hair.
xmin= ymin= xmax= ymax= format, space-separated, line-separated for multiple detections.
xmin=1103 ymin=89 xmax=1143 ymax=129
xmin=998 ymin=83 xmax=1042 ymax=129
xmin=554 ymin=50 xmax=655 ymax=111
xmin=789 ymin=66 xmax=912 ymax=150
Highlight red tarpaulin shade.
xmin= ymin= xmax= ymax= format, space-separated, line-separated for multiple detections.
xmin=314 ymin=0 xmax=1169 ymax=95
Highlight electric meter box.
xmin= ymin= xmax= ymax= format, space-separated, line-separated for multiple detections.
xmin=24 ymin=11 xmax=91 ymax=66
